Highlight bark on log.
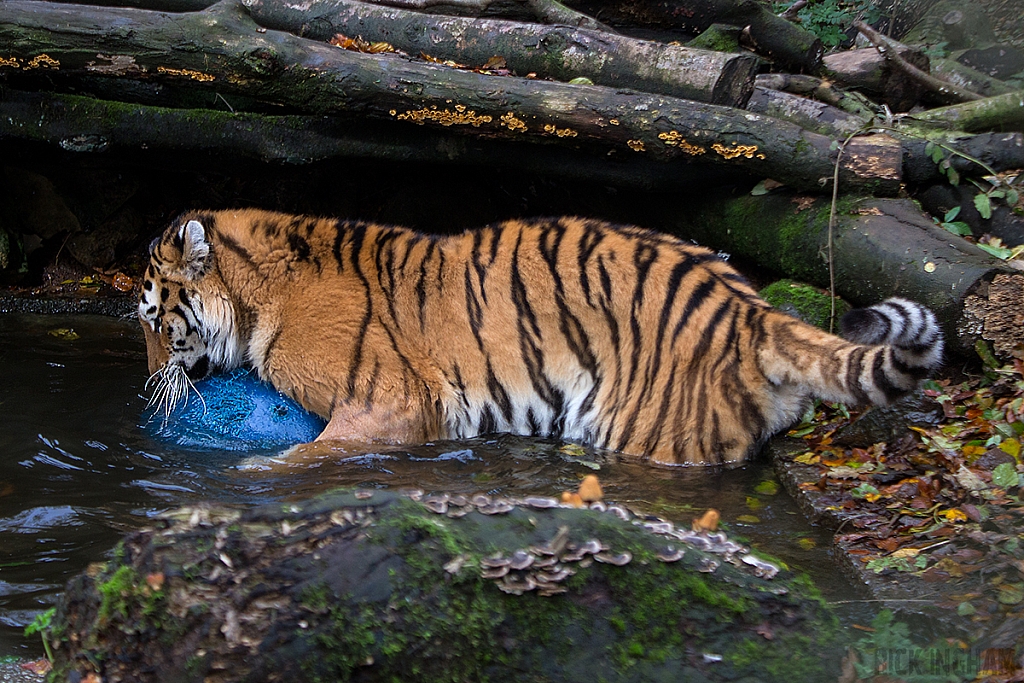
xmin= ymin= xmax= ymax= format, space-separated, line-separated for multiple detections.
xmin=242 ymin=0 xmax=759 ymax=107
xmin=0 ymin=89 xmax=743 ymax=188
xmin=901 ymin=131 xmax=1024 ymax=186
xmin=47 ymin=490 xmax=839 ymax=683
xmin=754 ymin=73 xmax=878 ymax=120
xmin=663 ymin=190 xmax=1023 ymax=355
xmin=560 ymin=0 xmax=824 ymax=73
xmin=745 ymin=87 xmax=867 ymax=138
xmin=0 ymin=0 xmax=899 ymax=193
xmin=910 ymin=90 xmax=1024 ymax=132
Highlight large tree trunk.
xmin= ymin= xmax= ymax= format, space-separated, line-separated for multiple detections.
xmin=0 ymin=0 xmax=901 ymax=193
xmin=48 ymin=490 xmax=839 ymax=683
xmin=243 ymin=0 xmax=760 ymax=107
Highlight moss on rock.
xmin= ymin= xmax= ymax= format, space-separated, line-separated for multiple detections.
xmin=47 ymin=490 xmax=841 ymax=683
xmin=760 ymin=279 xmax=851 ymax=330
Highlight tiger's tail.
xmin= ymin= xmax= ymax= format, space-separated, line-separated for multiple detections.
xmin=759 ymin=297 xmax=944 ymax=411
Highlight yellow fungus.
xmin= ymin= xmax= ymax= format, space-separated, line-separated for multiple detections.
xmin=396 ymin=107 xmax=492 ymax=127
xmin=500 ymin=112 xmax=527 ymax=133
xmin=157 ymin=66 xmax=214 ymax=82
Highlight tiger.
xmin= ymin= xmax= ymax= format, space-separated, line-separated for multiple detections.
xmin=139 ymin=208 xmax=943 ymax=466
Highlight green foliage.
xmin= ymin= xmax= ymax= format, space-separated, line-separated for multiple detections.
xmin=774 ymin=0 xmax=882 ymax=47
xmin=931 ymin=206 xmax=972 ymax=237
xmin=24 ymin=607 xmax=56 ymax=662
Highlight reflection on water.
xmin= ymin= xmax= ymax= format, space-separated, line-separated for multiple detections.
xmin=0 ymin=313 xmax=853 ymax=658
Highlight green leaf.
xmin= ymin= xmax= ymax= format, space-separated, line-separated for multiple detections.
xmin=974 ymin=193 xmax=993 ymax=219
xmin=567 ymin=77 xmax=594 ymax=85
xmin=992 ymin=462 xmax=1021 ymax=489
xmin=930 ymin=146 xmax=945 ymax=164
xmin=924 ymin=141 xmax=936 ymax=157
xmin=978 ymin=242 xmax=1013 ymax=259
xmin=943 ymin=206 xmax=961 ymax=222
xmin=948 ymin=221 xmax=972 ymax=236
xmin=947 ymin=168 xmax=960 ymax=185
xmin=1007 ymin=189 xmax=1019 ymax=206
xmin=750 ymin=179 xmax=770 ymax=196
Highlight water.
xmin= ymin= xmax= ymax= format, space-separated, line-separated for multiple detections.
xmin=0 ymin=312 xmax=853 ymax=658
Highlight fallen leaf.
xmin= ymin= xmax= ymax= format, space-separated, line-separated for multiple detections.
xmin=577 ymin=474 xmax=603 ymax=502
xmin=20 ymin=659 xmax=52 ymax=675
xmin=693 ymin=509 xmax=720 ymax=532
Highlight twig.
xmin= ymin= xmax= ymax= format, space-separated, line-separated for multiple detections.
xmin=854 ymin=20 xmax=983 ymax=104
xmin=778 ymin=0 xmax=806 ymax=21
xmin=523 ymin=0 xmax=617 ymax=33
xmin=360 ymin=0 xmax=493 ymax=8
xmin=827 ymin=131 xmax=862 ymax=332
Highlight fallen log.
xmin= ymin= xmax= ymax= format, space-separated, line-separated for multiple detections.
xmin=910 ymin=90 xmax=1024 ymax=132
xmin=822 ymin=46 xmax=930 ymax=112
xmin=242 ymin=0 xmax=759 ymax=107
xmin=560 ymin=0 xmax=824 ymax=73
xmin=0 ymin=89 xmax=743 ymax=189
xmin=662 ymin=190 xmax=1024 ymax=355
xmin=47 ymin=489 xmax=840 ymax=682
xmin=0 ymin=0 xmax=900 ymax=193
xmin=745 ymin=86 xmax=866 ymax=138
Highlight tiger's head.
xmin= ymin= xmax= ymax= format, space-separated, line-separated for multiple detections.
xmin=138 ymin=214 xmax=244 ymax=416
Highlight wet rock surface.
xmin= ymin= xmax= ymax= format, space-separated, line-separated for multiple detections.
xmin=48 ymin=490 xmax=839 ymax=683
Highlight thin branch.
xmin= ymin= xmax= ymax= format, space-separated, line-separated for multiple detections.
xmin=523 ymin=0 xmax=616 ymax=33
xmin=854 ymin=20 xmax=983 ymax=104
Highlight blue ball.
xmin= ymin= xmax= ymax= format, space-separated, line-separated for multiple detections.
xmin=146 ymin=369 xmax=326 ymax=451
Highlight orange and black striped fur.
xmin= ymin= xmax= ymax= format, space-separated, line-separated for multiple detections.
xmin=139 ymin=209 xmax=943 ymax=465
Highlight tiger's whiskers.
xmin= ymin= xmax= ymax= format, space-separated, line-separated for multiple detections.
xmin=144 ymin=365 xmax=207 ymax=425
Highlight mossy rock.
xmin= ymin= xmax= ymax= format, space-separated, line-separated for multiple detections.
xmin=47 ymin=490 xmax=840 ymax=682
xmin=759 ymin=279 xmax=850 ymax=331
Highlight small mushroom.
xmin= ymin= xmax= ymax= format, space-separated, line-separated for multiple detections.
xmin=523 ymin=496 xmax=559 ymax=509
xmin=594 ymin=551 xmax=632 ymax=566
xmin=354 ymin=489 xmax=374 ymax=500
xmin=401 ymin=488 xmax=424 ymax=501
xmin=606 ymin=505 xmax=631 ymax=521
xmin=470 ymin=493 xmax=491 ymax=507
xmin=537 ymin=585 xmax=568 ymax=597
xmin=644 ymin=520 xmax=675 ymax=535
xmin=509 ymin=550 xmax=535 ymax=571
xmin=698 ymin=557 xmax=719 ymax=573
xmin=741 ymin=554 xmax=779 ymax=580
xmin=577 ymin=474 xmax=603 ymax=503
xmin=444 ymin=555 xmax=467 ymax=574
xmin=423 ymin=498 xmax=448 ymax=515
xmin=532 ymin=555 xmax=558 ymax=569
xmin=479 ymin=500 xmax=515 ymax=515
xmin=481 ymin=555 xmax=511 ymax=568
xmin=657 ymin=546 xmax=686 ymax=563
xmin=498 ymin=574 xmax=537 ymax=595
xmin=535 ymin=567 xmax=574 ymax=583
xmin=589 ymin=501 xmax=606 ymax=512
xmin=448 ymin=494 xmax=469 ymax=507
xmin=481 ymin=565 xmax=510 ymax=579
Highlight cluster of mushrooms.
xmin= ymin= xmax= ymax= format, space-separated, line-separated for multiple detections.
xmin=390 ymin=474 xmax=780 ymax=598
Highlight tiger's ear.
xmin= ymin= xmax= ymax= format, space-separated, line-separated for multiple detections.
xmin=178 ymin=219 xmax=211 ymax=279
